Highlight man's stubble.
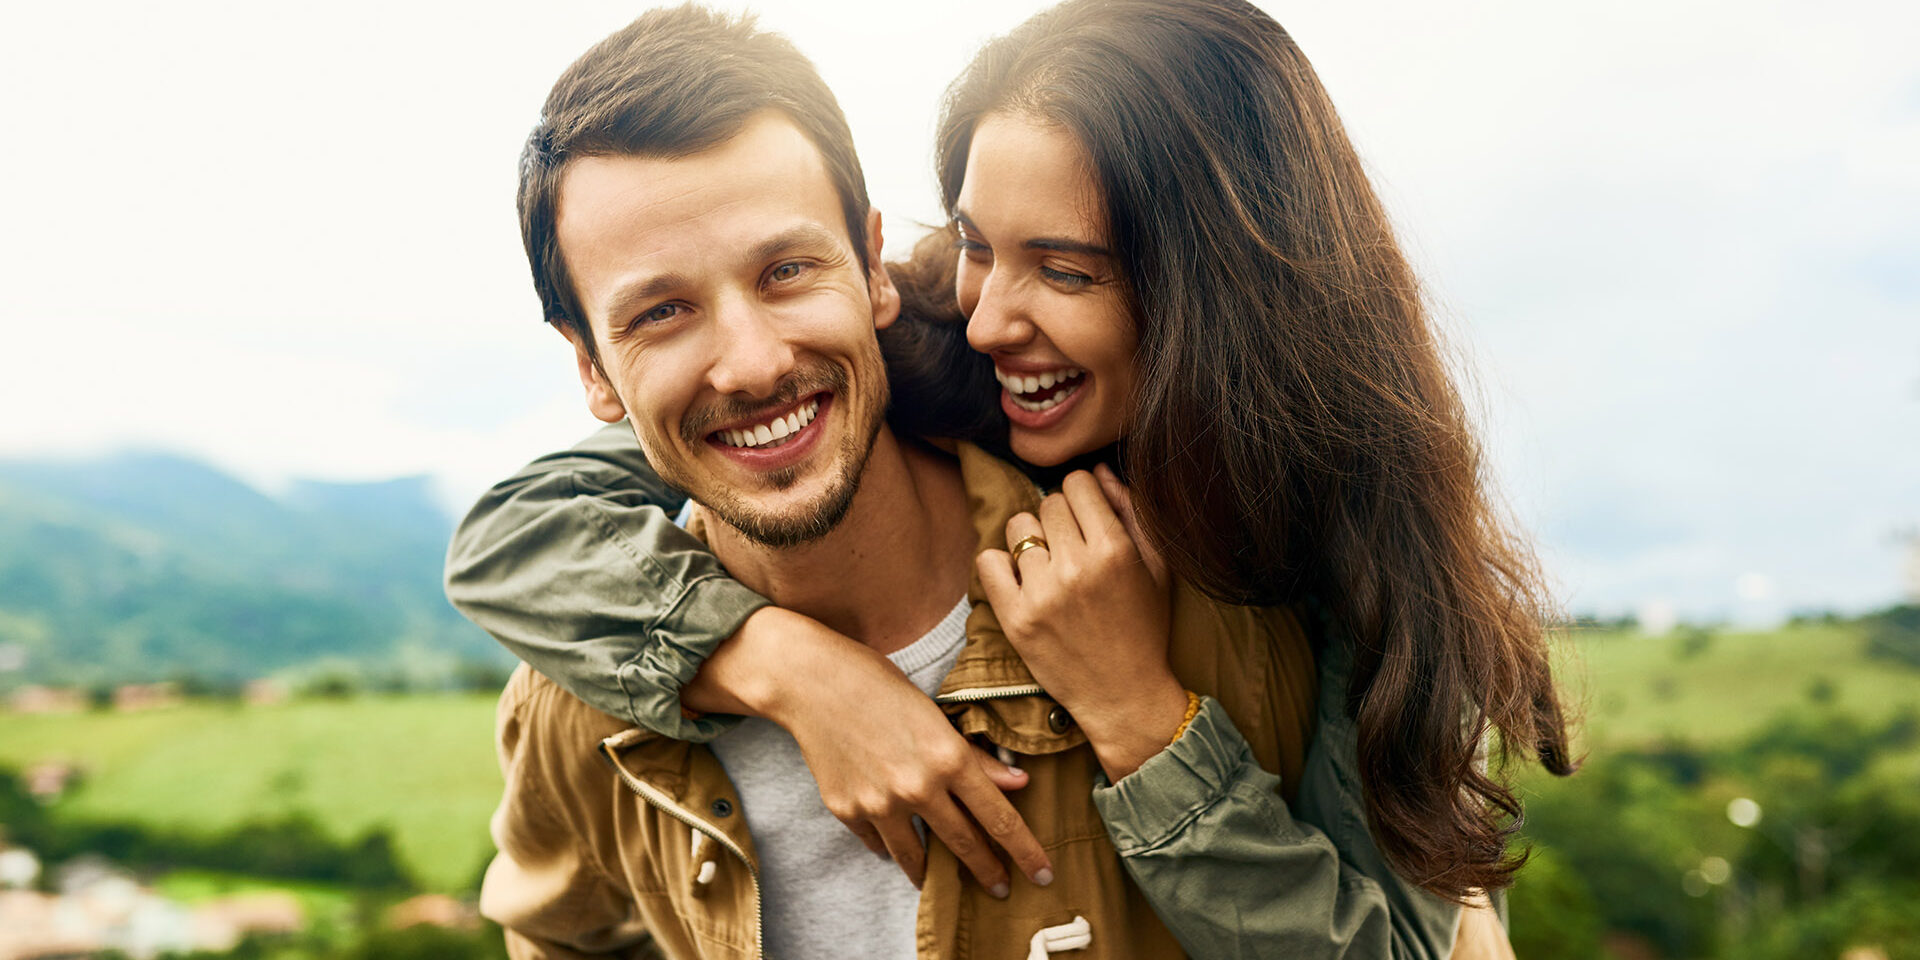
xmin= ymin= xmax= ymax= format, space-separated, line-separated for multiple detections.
xmin=669 ymin=340 xmax=891 ymax=549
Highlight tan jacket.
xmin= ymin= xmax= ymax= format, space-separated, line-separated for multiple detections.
xmin=478 ymin=444 xmax=1508 ymax=959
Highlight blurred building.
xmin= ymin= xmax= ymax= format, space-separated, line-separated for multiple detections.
xmin=6 ymin=687 xmax=83 ymax=715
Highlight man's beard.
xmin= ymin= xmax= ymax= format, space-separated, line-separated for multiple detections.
xmin=673 ymin=347 xmax=889 ymax=549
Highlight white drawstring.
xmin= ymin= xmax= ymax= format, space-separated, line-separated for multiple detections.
xmin=689 ymin=828 xmax=718 ymax=891
xmin=1027 ymin=915 xmax=1091 ymax=960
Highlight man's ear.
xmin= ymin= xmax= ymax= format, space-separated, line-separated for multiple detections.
xmin=555 ymin=321 xmax=628 ymax=423
xmin=865 ymin=208 xmax=900 ymax=331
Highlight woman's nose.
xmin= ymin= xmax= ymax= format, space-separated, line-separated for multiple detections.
xmin=964 ymin=265 xmax=1036 ymax=354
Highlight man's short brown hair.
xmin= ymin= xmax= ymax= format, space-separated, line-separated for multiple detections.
xmin=518 ymin=4 xmax=872 ymax=357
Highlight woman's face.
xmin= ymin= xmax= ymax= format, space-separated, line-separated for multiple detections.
xmin=954 ymin=112 xmax=1137 ymax=467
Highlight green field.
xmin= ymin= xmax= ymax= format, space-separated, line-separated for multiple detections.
xmin=1556 ymin=620 xmax=1920 ymax=771
xmin=0 ymin=694 xmax=501 ymax=893
xmin=2 ymin=619 xmax=1915 ymax=911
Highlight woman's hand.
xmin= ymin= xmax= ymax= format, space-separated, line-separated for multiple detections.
xmin=974 ymin=465 xmax=1188 ymax=782
xmin=682 ymin=606 xmax=1054 ymax=896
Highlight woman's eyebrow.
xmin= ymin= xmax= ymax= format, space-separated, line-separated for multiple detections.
xmin=953 ymin=209 xmax=1109 ymax=257
xmin=1025 ymin=236 xmax=1111 ymax=257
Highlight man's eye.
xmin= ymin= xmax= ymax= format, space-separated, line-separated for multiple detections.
xmin=770 ymin=262 xmax=806 ymax=282
xmin=639 ymin=303 xmax=681 ymax=325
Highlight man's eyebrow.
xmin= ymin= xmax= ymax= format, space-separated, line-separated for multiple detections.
xmin=952 ymin=209 xmax=1110 ymax=258
xmin=746 ymin=222 xmax=844 ymax=265
xmin=600 ymin=272 xmax=692 ymax=331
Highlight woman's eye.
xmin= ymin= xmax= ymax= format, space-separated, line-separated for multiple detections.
xmin=1041 ymin=266 xmax=1092 ymax=287
xmin=952 ymin=236 xmax=990 ymax=258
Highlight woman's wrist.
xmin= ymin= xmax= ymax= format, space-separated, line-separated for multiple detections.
xmin=1076 ymin=675 xmax=1191 ymax=783
xmin=681 ymin=606 xmax=868 ymax=719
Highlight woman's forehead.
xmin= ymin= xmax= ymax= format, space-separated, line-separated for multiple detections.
xmin=957 ymin=113 xmax=1107 ymax=242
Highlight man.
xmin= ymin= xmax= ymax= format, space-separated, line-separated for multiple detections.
xmin=476 ymin=7 xmax=1168 ymax=958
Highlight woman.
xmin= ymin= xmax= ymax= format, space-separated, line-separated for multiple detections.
xmin=450 ymin=0 xmax=1573 ymax=955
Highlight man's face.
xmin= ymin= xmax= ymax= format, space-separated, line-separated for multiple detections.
xmin=556 ymin=111 xmax=898 ymax=547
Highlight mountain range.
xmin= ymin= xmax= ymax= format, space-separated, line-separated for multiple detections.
xmin=0 ymin=452 xmax=506 ymax=688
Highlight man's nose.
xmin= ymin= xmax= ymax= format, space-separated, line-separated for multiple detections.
xmin=707 ymin=296 xmax=796 ymax=398
xmin=965 ymin=265 xmax=1035 ymax=355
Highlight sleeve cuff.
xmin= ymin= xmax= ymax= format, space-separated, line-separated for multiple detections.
xmin=1091 ymin=696 xmax=1262 ymax=854
xmin=618 ymin=574 xmax=770 ymax=742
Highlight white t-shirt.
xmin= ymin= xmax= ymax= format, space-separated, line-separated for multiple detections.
xmin=707 ymin=596 xmax=971 ymax=960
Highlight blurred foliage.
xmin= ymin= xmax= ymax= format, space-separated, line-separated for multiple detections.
xmin=1 ymin=770 xmax=414 ymax=891
xmin=1864 ymin=603 xmax=1920 ymax=668
xmin=98 ymin=922 xmax=516 ymax=960
xmin=1512 ymin=697 xmax=1920 ymax=959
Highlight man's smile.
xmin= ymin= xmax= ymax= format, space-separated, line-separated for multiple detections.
xmin=711 ymin=394 xmax=823 ymax=449
xmin=703 ymin=392 xmax=835 ymax=473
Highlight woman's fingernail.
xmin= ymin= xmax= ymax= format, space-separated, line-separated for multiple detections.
xmin=990 ymin=882 xmax=1010 ymax=899
xmin=1034 ymin=867 xmax=1054 ymax=886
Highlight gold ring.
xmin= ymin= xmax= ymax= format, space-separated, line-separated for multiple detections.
xmin=1009 ymin=534 xmax=1049 ymax=563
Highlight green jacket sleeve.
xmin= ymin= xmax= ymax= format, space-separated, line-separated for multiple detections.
xmin=444 ymin=421 xmax=767 ymax=740
xmin=1089 ymin=637 xmax=1462 ymax=959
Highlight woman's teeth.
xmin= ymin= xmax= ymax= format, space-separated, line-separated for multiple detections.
xmin=717 ymin=398 xmax=820 ymax=449
xmin=996 ymin=367 xmax=1085 ymax=412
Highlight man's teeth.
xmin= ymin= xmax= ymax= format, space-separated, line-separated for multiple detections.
xmin=995 ymin=367 xmax=1085 ymax=412
xmin=717 ymin=398 xmax=820 ymax=449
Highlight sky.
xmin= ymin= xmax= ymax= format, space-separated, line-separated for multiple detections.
xmin=1 ymin=0 xmax=1915 ymax=625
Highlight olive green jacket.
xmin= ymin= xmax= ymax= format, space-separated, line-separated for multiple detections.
xmin=447 ymin=422 xmax=1474 ymax=959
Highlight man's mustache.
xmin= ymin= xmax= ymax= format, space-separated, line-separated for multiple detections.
xmin=679 ymin=365 xmax=847 ymax=445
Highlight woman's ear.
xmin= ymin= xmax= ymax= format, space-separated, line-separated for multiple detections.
xmin=865 ymin=208 xmax=901 ymax=330
xmin=556 ymin=321 xmax=628 ymax=423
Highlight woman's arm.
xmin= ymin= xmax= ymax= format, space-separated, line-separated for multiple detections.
xmin=977 ymin=467 xmax=1465 ymax=958
xmin=444 ymin=420 xmax=1052 ymax=894
xmin=445 ymin=420 xmax=762 ymax=739
xmin=1090 ymin=677 xmax=1463 ymax=959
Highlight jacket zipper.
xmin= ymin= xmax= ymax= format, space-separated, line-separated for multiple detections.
xmin=598 ymin=739 xmax=764 ymax=959
xmin=934 ymin=682 xmax=1045 ymax=705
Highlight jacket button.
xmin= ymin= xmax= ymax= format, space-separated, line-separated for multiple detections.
xmin=710 ymin=798 xmax=734 ymax=818
xmin=1047 ymin=705 xmax=1073 ymax=734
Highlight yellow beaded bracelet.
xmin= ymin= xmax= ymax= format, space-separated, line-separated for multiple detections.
xmin=1170 ymin=690 xmax=1203 ymax=745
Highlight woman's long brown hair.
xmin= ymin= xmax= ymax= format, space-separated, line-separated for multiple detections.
xmin=931 ymin=0 xmax=1578 ymax=899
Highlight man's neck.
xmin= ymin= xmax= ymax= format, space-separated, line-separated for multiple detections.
xmin=703 ymin=432 xmax=974 ymax=656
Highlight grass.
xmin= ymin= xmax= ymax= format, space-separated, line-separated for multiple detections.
xmin=4 ymin=620 xmax=1915 ymax=898
xmin=0 ymin=694 xmax=500 ymax=893
xmin=1554 ymin=620 xmax=1920 ymax=754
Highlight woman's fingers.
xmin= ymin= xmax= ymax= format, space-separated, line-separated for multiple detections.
xmin=1094 ymin=462 xmax=1167 ymax=585
xmin=849 ymin=820 xmax=889 ymax=858
xmin=910 ymin=787 xmax=1021 ymax=898
xmin=1060 ymin=470 xmax=1125 ymax=542
xmin=1004 ymin=511 xmax=1052 ymax=583
xmin=974 ymin=742 xmax=1029 ymax=792
xmin=874 ymin=814 xmax=928 ymax=890
xmin=1036 ymin=491 xmax=1085 ymax=553
xmin=956 ymin=750 xmax=1054 ymax=890
xmin=976 ymin=549 xmax=1022 ymax=607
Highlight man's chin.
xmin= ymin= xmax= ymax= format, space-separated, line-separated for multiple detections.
xmin=701 ymin=477 xmax=860 ymax=549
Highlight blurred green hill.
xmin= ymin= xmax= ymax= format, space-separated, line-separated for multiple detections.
xmin=0 ymin=452 xmax=505 ymax=687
